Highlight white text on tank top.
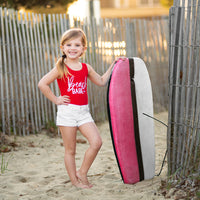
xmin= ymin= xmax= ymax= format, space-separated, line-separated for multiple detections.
xmin=67 ymin=76 xmax=87 ymax=94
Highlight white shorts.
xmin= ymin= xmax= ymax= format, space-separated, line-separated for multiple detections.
xmin=56 ymin=104 xmax=94 ymax=127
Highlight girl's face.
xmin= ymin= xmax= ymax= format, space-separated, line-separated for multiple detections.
xmin=61 ymin=37 xmax=86 ymax=60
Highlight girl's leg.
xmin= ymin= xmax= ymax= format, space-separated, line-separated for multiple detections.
xmin=59 ymin=126 xmax=90 ymax=189
xmin=77 ymin=122 xmax=102 ymax=186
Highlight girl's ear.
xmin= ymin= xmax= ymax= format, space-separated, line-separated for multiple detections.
xmin=80 ymin=47 xmax=87 ymax=57
xmin=83 ymin=46 xmax=87 ymax=52
xmin=60 ymin=45 xmax=64 ymax=55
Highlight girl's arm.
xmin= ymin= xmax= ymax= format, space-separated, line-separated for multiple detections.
xmin=87 ymin=59 xmax=117 ymax=87
xmin=38 ymin=67 xmax=70 ymax=105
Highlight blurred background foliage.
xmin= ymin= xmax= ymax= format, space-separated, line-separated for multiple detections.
xmin=0 ymin=0 xmax=76 ymax=11
xmin=160 ymin=0 xmax=173 ymax=7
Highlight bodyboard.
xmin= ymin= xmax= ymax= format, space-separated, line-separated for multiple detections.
xmin=107 ymin=57 xmax=155 ymax=184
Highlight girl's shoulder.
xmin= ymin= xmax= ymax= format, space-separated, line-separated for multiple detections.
xmin=48 ymin=66 xmax=59 ymax=75
xmin=52 ymin=66 xmax=62 ymax=79
xmin=39 ymin=66 xmax=60 ymax=85
xmin=83 ymin=63 xmax=92 ymax=74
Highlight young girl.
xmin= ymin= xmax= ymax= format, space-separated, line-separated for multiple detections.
xmin=38 ymin=28 xmax=120 ymax=189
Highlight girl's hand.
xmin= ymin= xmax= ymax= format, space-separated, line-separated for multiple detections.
xmin=56 ymin=95 xmax=70 ymax=105
xmin=111 ymin=57 xmax=127 ymax=67
xmin=115 ymin=56 xmax=126 ymax=62
xmin=87 ymin=57 xmax=127 ymax=87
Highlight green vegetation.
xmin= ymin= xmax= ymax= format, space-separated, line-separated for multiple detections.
xmin=0 ymin=154 xmax=12 ymax=174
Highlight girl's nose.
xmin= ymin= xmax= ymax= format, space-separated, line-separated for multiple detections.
xmin=70 ymin=46 xmax=75 ymax=50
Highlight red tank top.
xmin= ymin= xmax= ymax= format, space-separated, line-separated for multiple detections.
xmin=57 ymin=63 xmax=88 ymax=105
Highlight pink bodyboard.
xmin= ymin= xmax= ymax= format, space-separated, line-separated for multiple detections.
xmin=107 ymin=58 xmax=140 ymax=184
xmin=107 ymin=57 xmax=155 ymax=184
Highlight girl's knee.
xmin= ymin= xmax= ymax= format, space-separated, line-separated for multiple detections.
xmin=92 ymin=137 xmax=102 ymax=151
xmin=65 ymin=148 xmax=76 ymax=157
xmin=97 ymin=137 xmax=102 ymax=149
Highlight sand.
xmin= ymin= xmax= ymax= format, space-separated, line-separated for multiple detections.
xmin=0 ymin=112 xmax=172 ymax=200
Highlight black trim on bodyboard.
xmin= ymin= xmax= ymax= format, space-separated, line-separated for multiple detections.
xmin=107 ymin=65 xmax=125 ymax=182
xmin=129 ymin=58 xmax=144 ymax=181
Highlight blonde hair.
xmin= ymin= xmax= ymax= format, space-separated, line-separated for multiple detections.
xmin=56 ymin=28 xmax=87 ymax=78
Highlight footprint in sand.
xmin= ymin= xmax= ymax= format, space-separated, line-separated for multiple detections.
xmin=13 ymin=175 xmax=28 ymax=183
xmin=46 ymin=185 xmax=67 ymax=198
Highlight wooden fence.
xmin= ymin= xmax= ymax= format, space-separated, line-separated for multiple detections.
xmin=0 ymin=7 xmax=169 ymax=136
xmin=168 ymin=0 xmax=200 ymax=177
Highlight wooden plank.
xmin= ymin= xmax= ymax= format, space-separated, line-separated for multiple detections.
xmin=167 ymin=8 xmax=173 ymax=175
xmin=13 ymin=12 xmax=23 ymax=135
xmin=48 ymin=14 xmax=56 ymax=121
xmin=142 ymin=19 xmax=149 ymax=63
xmin=36 ymin=14 xmax=45 ymax=126
xmin=32 ymin=13 xmax=42 ymax=129
xmin=83 ymin=18 xmax=95 ymax=116
xmin=178 ymin=1 xmax=192 ymax=172
xmin=155 ymin=18 xmax=162 ymax=63
xmin=43 ymin=14 xmax=53 ymax=121
xmin=17 ymin=12 xmax=29 ymax=136
xmin=52 ymin=14 xmax=59 ymax=98
xmin=8 ymin=12 xmax=18 ymax=135
xmin=2 ymin=8 xmax=11 ymax=135
xmin=171 ymin=5 xmax=184 ymax=173
xmin=39 ymin=14 xmax=48 ymax=124
xmin=124 ymin=18 xmax=131 ymax=57
xmin=5 ymin=9 xmax=16 ymax=135
xmin=59 ymin=14 xmax=64 ymax=35
xmin=82 ymin=19 xmax=93 ymax=115
xmin=138 ymin=19 xmax=145 ymax=59
xmin=183 ymin=0 xmax=199 ymax=174
xmin=171 ymin=5 xmax=185 ymax=173
xmin=10 ymin=12 xmax=23 ymax=135
xmin=173 ymin=0 xmax=180 ymax=6
xmin=192 ymin=0 xmax=200 ymax=166
xmin=28 ymin=13 xmax=39 ymax=132
xmin=22 ymin=12 xmax=35 ymax=134
xmin=0 ymin=7 xmax=5 ymax=134
xmin=167 ymin=5 xmax=182 ymax=174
